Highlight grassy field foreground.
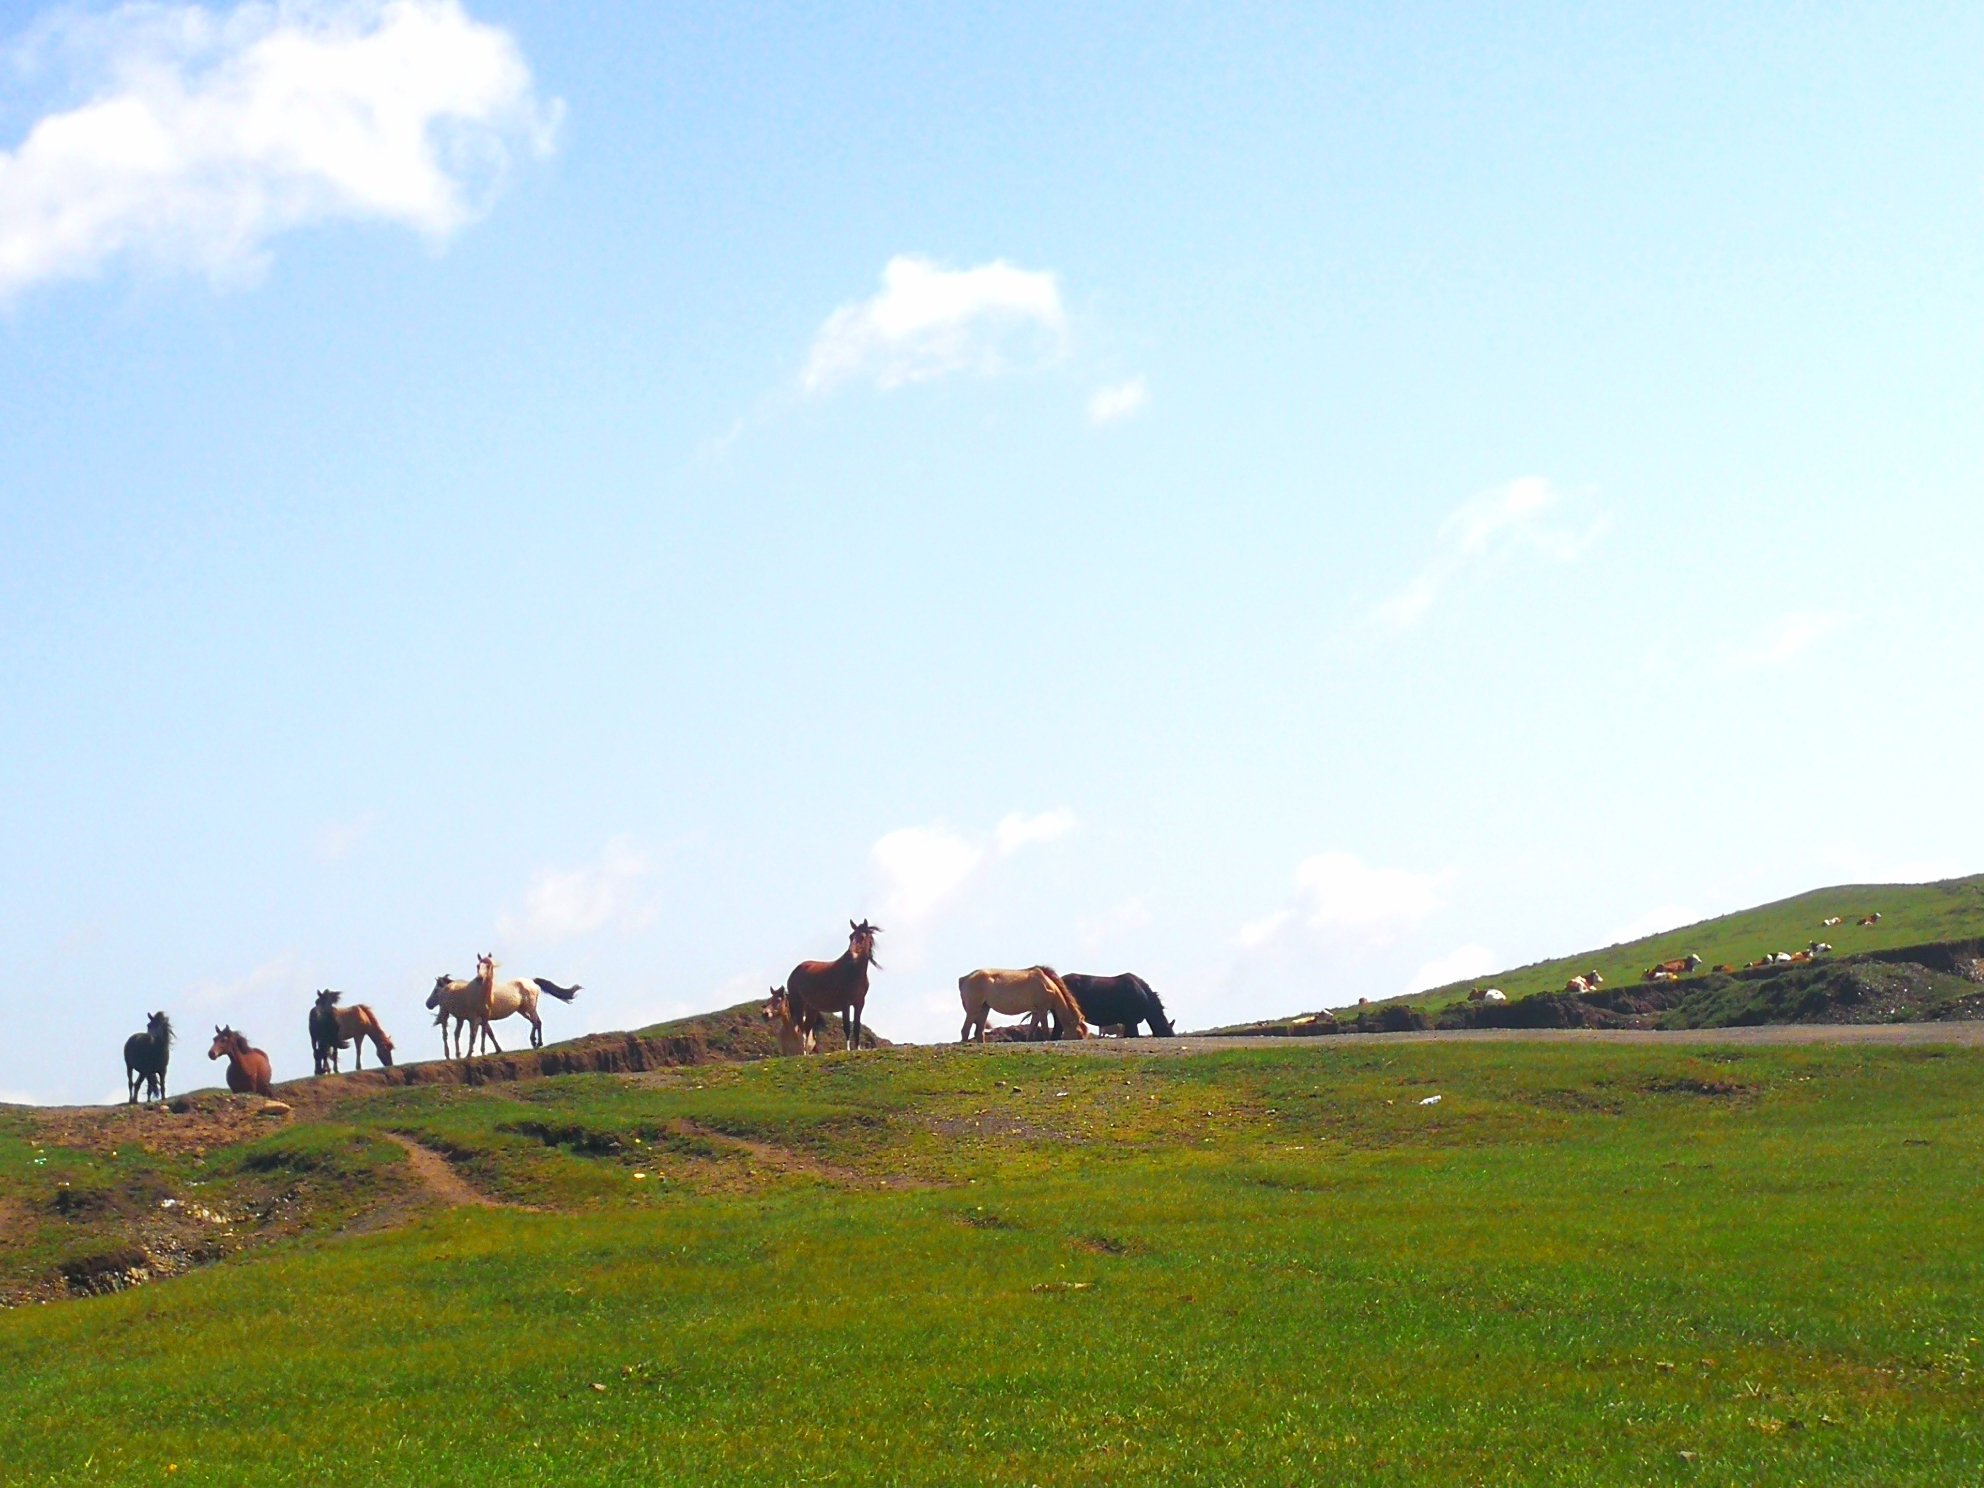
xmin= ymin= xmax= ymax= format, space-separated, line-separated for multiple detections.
xmin=3 ymin=1039 xmax=1982 ymax=1486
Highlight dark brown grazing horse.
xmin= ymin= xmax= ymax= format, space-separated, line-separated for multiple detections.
xmin=785 ymin=921 xmax=880 ymax=1052
xmin=208 ymin=1026 xmax=273 ymax=1097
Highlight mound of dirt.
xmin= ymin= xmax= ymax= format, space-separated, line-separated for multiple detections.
xmin=279 ymin=1002 xmax=889 ymax=1100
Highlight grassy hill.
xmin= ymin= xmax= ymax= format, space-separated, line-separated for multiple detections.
xmin=5 ymin=1034 xmax=1984 ymax=1483
xmin=1208 ymin=874 xmax=1984 ymax=1035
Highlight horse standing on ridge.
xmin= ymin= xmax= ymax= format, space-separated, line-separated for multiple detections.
xmin=123 ymin=1012 xmax=173 ymax=1104
xmin=208 ymin=1027 xmax=273 ymax=1097
xmin=785 ymin=921 xmax=880 ymax=1052
xmin=1061 ymin=973 xmax=1175 ymax=1037
xmin=308 ymin=990 xmax=395 ymax=1074
xmin=427 ymin=955 xmax=580 ymax=1057
xmin=958 ymin=966 xmax=1089 ymax=1043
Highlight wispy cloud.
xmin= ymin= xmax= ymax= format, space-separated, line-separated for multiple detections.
xmin=315 ymin=808 xmax=380 ymax=862
xmin=1237 ymin=851 xmax=1445 ymax=950
xmin=192 ymin=950 xmax=302 ymax=1009
xmin=802 ymin=255 xmax=1066 ymax=394
xmin=1722 ymin=612 xmax=1842 ymax=672
xmin=1373 ymin=477 xmax=1601 ymax=629
xmin=1403 ymin=943 xmax=1497 ymax=994
xmin=500 ymin=836 xmax=652 ymax=941
xmin=1088 ymin=376 xmax=1148 ymax=425
xmin=993 ymin=808 xmax=1076 ymax=855
xmin=0 ymin=0 xmax=558 ymax=303
xmin=869 ymin=808 xmax=1077 ymax=928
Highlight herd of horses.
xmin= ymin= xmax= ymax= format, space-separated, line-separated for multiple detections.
xmin=762 ymin=921 xmax=1174 ymax=1053
xmin=118 ymin=954 xmax=582 ymax=1105
xmin=119 ymin=924 xmax=1174 ymax=1106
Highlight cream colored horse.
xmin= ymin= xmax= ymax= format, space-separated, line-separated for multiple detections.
xmin=958 ymin=966 xmax=1089 ymax=1043
xmin=428 ymin=954 xmax=580 ymax=1057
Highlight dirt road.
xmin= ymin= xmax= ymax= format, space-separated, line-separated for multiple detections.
xmin=1003 ymin=1022 xmax=1984 ymax=1054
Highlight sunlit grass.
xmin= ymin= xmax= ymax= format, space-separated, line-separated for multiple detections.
xmin=3 ymin=1039 xmax=1982 ymax=1485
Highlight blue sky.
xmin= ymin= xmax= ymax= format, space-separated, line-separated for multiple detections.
xmin=3 ymin=1 xmax=1982 ymax=1101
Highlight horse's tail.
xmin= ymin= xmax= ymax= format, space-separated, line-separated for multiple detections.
xmin=1035 ymin=967 xmax=1090 ymax=1040
xmin=533 ymin=978 xmax=580 ymax=1002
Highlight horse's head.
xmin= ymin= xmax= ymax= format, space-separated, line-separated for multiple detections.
xmin=476 ymin=952 xmax=497 ymax=986
xmin=426 ymin=975 xmax=452 ymax=1009
xmin=848 ymin=920 xmax=882 ymax=967
xmin=315 ymin=988 xmax=341 ymax=1009
xmin=148 ymin=1011 xmax=173 ymax=1044
xmin=207 ymin=1026 xmax=243 ymax=1061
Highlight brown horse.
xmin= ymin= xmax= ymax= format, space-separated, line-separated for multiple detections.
xmin=208 ymin=1026 xmax=273 ymax=1097
xmin=309 ymin=990 xmax=394 ymax=1073
xmin=762 ymin=986 xmax=818 ymax=1056
xmin=785 ymin=921 xmax=880 ymax=1052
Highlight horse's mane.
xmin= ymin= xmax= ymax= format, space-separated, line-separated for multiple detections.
xmin=150 ymin=1012 xmax=174 ymax=1044
xmin=317 ymin=988 xmax=343 ymax=1006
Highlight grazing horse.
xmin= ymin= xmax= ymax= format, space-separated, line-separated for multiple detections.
xmin=207 ymin=1026 xmax=273 ymax=1097
xmin=786 ymin=921 xmax=880 ymax=1052
xmin=958 ymin=966 xmax=1089 ymax=1043
xmin=1061 ymin=973 xmax=1175 ymax=1037
xmin=763 ymin=987 xmax=818 ymax=1056
xmin=428 ymin=957 xmax=580 ymax=1056
xmin=308 ymin=990 xmax=395 ymax=1073
xmin=123 ymin=1012 xmax=173 ymax=1104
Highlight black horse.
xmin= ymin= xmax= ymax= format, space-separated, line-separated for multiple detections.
xmin=1062 ymin=973 xmax=1175 ymax=1037
xmin=123 ymin=1011 xmax=173 ymax=1104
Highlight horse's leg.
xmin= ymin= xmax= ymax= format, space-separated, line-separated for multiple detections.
xmin=852 ymin=1000 xmax=863 ymax=1050
xmin=483 ymin=1019 xmax=503 ymax=1055
xmin=528 ymin=1010 xmax=542 ymax=1050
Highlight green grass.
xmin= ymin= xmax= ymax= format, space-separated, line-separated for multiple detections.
xmin=4 ymin=1040 xmax=1984 ymax=1485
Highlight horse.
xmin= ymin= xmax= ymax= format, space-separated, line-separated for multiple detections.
xmin=308 ymin=990 xmax=395 ymax=1073
xmin=958 ymin=966 xmax=1089 ymax=1043
xmin=786 ymin=921 xmax=880 ymax=1052
xmin=207 ymin=1026 xmax=273 ymax=1097
xmin=1061 ymin=973 xmax=1175 ymax=1037
xmin=428 ymin=957 xmax=580 ymax=1056
xmin=123 ymin=1012 xmax=173 ymax=1104
xmin=763 ymin=986 xmax=818 ymax=1056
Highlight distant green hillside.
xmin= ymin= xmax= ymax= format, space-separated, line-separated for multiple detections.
xmin=1399 ymin=873 xmax=1984 ymax=1017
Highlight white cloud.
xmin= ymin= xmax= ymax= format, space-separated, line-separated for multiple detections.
xmin=1722 ymin=612 xmax=1842 ymax=672
xmin=1236 ymin=852 xmax=1444 ymax=953
xmin=1295 ymin=852 xmax=1442 ymax=936
xmin=1078 ymin=895 xmax=1152 ymax=950
xmin=1604 ymin=904 xmax=1701 ymax=945
xmin=191 ymin=950 xmax=302 ymax=1009
xmin=1373 ymin=477 xmax=1601 ymax=629
xmin=1403 ymin=943 xmax=1498 ymax=994
xmin=1088 ymin=376 xmax=1147 ymax=425
xmin=869 ymin=808 xmax=1077 ymax=927
xmin=315 ymin=807 xmax=379 ymax=862
xmin=500 ymin=836 xmax=651 ymax=941
xmin=871 ymin=823 xmax=984 ymax=925
xmin=1234 ymin=908 xmax=1292 ymax=950
xmin=801 ymin=255 xmax=1066 ymax=394
xmin=0 ymin=1087 xmax=42 ymax=1106
xmin=0 ymin=0 xmax=558 ymax=302
xmin=994 ymin=807 xmax=1076 ymax=856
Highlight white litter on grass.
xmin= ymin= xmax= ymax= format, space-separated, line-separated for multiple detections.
xmin=1420 ymin=1095 xmax=1442 ymax=1106
xmin=159 ymin=1198 xmax=178 ymax=1209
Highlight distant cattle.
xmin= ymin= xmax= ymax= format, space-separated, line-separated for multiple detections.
xmin=1712 ymin=963 xmax=1737 ymax=974
xmin=1643 ymin=954 xmax=1703 ymax=982
xmin=1565 ymin=969 xmax=1605 ymax=995
xmin=1477 ymin=988 xmax=1507 ymax=1003
xmin=1822 ymin=916 xmax=1844 ymax=928
xmin=1809 ymin=941 xmax=1832 ymax=957
xmin=1859 ymin=913 xmax=1882 ymax=927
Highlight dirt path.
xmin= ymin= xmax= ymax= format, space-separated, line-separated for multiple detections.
xmin=376 ymin=1132 xmax=506 ymax=1208
xmin=1013 ymin=1023 xmax=1984 ymax=1054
